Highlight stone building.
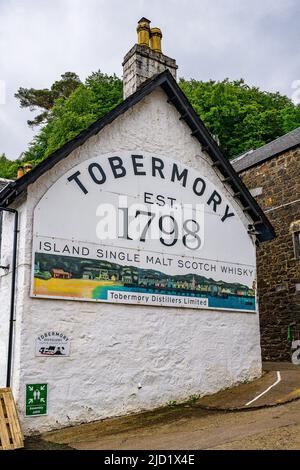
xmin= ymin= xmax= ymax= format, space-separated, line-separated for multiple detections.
xmin=0 ymin=19 xmax=273 ymax=434
xmin=232 ymin=127 xmax=300 ymax=361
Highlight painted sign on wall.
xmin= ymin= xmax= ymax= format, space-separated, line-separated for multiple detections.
xmin=25 ymin=384 xmax=47 ymax=416
xmin=35 ymin=331 xmax=70 ymax=357
xmin=31 ymin=152 xmax=256 ymax=312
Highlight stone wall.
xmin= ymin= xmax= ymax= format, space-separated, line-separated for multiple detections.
xmin=239 ymin=146 xmax=300 ymax=361
xmin=122 ymin=45 xmax=177 ymax=99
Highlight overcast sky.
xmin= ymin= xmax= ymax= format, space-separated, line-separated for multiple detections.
xmin=0 ymin=0 xmax=299 ymax=159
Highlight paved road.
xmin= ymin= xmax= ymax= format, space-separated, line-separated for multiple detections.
xmin=42 ymin=398 xmax=300 ymax=450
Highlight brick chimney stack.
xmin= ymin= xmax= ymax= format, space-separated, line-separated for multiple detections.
xmin=122 ymin=18 xmax=178 ymax=99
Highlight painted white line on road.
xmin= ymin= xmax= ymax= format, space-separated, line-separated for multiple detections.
xmin=245 ymin=371 xmax=281 ymax=406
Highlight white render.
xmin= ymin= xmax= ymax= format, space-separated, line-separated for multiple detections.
xmin=0 ymin=88 xmax=262 ymax=435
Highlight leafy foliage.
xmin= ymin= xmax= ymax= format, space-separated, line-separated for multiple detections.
xmin=1 ymin=73 xmax=300 ymax=180
xmin=179 ymin=78 xmax=300 ymax=158
xmin=21 ymin=71 xmax=123 ymax=166
xmin=15 ymin=72 xmax=82 ymax=127
xmin=0 ymin=154 xmax=22 ymax=179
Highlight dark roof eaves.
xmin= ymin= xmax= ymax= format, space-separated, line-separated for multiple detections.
xmin=0 ymin=72 xmax=169 ymax=208
xmin=160 ymin=78 xmax=275 ymax=241
xmin=0 ymin=70 xmax=274 ymax=242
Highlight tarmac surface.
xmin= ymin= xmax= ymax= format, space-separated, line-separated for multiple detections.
xmin=198 ymin=366 xmax=300 ymax=410
xmin=26 ymin=363 xmax=300 ymax=450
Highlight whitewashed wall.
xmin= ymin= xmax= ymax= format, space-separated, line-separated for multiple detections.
xmin=0 ymin=210 xmax=13 ymax=386
xmin=0 ymin=200 xmax=27 ymax=394
xmin=0 ymin=88 xmax=262 ymax=434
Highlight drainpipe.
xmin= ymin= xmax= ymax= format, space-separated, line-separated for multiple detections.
xmin=0 ymin=207 xmax=19 ymax=387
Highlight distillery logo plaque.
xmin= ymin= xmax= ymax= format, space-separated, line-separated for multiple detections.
xmin=35 ymin=331 xmax=70 ymax=357
xmin=31 ymin=152 xmax=257 ymax=312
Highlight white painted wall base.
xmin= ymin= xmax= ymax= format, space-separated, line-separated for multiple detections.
xmin=18 ymin=306 xmax=261 ymax=434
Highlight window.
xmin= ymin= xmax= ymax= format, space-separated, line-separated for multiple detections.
xmin=293 ymin=231 xmax=300 ymax=259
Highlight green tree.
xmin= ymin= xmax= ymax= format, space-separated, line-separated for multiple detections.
xmin=1 ymin=73 xmax=300 ymax=180
xmin=22 ymin=70 xmax=122 ymax=164
xmin=15 ymin=72 xmax=82 ymax=127
xmin=0 ymin=154 xmax=22 ymax=180
xmin=179 ymin=78 xmax=300 ymax=158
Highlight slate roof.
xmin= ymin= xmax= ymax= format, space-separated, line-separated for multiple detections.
xmin=0 ymin=178 xmax=12 ymax=192
xmin=232 ymin=126 xmax=300 ymax=173
xmin=0 ymin=70 xmax=274 ymax=242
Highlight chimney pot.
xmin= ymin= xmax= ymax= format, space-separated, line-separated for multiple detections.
xmin=150 ymin=27 xmax=162 ymax=53
xmin=122 ymin=18 xmax=178 ymax=99
xmin=137 ymin=17 xmax=151 ymax=47
xmin=17 ymin=166 xmax=24 ymax=179
xmin=24 ymin=163 xmax=33 ymax=173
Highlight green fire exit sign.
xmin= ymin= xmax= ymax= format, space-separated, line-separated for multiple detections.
xmin=26 ymin=384 xmax=47 ymax=416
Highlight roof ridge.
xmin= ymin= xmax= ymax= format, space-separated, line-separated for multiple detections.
xmin=232 ymin=126 xmax=300 ymax=172
xmin=0 ymin=70 xmax=274 ymax=242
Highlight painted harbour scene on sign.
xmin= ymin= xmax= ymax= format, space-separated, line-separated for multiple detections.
xmin=33 ymin=251 xmax=256 ymax=312
xmin=31 ymin=152 xmax=257 ymax=312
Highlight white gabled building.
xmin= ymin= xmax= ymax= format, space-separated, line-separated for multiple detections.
xmin=0 ymin=19 xmax=274 ymax=434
